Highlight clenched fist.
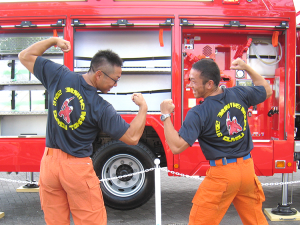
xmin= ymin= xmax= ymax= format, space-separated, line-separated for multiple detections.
xmin=160 ymin=99 xmax=175 ymax=114
xmin=131 ymin=93 xmax=147 ymax=108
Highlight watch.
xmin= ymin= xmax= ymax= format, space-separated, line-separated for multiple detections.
xmin=160 ymin=114 xmax=171 ymax=121
xmin=236 ymin=70 xmax=245 ymax=79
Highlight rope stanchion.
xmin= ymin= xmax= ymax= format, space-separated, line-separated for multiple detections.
xmin=154 ymin=158 xmax=162 ymax=225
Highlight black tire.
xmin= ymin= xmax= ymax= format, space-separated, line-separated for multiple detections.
xmin=92 ymin=140 xmax=155 ymax=210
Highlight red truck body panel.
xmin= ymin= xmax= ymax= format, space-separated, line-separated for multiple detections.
xmin=0 ymin=0 xmax=297 ymax=177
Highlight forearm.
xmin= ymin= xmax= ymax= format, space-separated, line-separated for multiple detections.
xmin=20 ymin=37 xmax=58 ymax=57
xmin=163 ymin=118 xmax=189 ymax=154
xmin=129 ymin=105 xmax=148 ymax=141
xmin=160 ymin=99 xmax=189 ymax=154
xmin=18 ymin=37 xmax=60 ymax=74
xmin=231 ymin=59 xmax=272 ymax=99
xmin=18 ymin=37 xmax=70 ymax=74
xmin=120 ymin=104 xmax=148 ymax=145
xmin=244 ymin=64 xmax=266 ymax=86
xmin=244 ymin=64 xmax=272 ymax=98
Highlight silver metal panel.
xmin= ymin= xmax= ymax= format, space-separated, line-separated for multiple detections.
xmin=1 ymin=115 xmax=47 ymax=136
xmin=294 ymin=141 xmax=300 ymax=152
xmin=0 ymin=37 xmax=63 ymax=54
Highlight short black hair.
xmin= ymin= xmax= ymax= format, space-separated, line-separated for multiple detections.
xmin=192 ymin=58 xmax=220 ymax=87
xmin=89 ymin=49 xmax=123 ymax=73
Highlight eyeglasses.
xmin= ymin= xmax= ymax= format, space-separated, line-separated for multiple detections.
xmin=101 ymin=71 xmax=120 ymax=85
xmin=90 ymin=66 xmax=120 ymax=85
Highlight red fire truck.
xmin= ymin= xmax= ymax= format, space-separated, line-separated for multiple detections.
xmin=0 ymin=0 xmax=298 ymax=212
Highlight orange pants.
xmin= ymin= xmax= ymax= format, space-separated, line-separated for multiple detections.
xmin=189 ymin=157 xmax=268 ymax=225
xmin=39 ymin=147 xmax=107 ymax=225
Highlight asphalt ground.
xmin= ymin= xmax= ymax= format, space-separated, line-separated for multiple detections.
xmin=1 ymin=170 xmax=300 ymax=225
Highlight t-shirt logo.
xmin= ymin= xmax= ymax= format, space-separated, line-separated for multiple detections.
xmin=226 ymin=111 xmax=242 ymax=135
xmin=58 ymin=96 xmax=75 ymax=124
xmin=53 ymin=87 xmax=86 ymax=131
xmin=215 ymin=102 xmax=247 ymax=142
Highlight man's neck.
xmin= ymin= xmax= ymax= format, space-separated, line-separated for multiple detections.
xmin=82 ymin=73 xmax=96 ymax=88
xmin=205 ymin=86 xmax=223 ymax=98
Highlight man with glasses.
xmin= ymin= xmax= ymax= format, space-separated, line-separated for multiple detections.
xmin=19 ymin=37 xmax=148 ymax=225
xmin=160 ymin=58 xmax=271 ymax=225
xmin=102 ymin=70 xmax=120 ymax=84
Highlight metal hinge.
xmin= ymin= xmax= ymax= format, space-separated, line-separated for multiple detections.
xmin=224 ymin=21 xmax=246 ymax=27
xmin=72 ymin=19 xmax=85 ymax=27
xmin=180 ymin=19 xmax=194 ymax=26
xmin=51 ymin=19 xmax=65 ymax=27
xmin=111 ymin=19 xmax=134 ymax=26
xmin=15 ymin=21 xmax=37 ymax=28
xmin=159 ymin=18 xmax=173 ymax=26
xmin=275 ymin=21 xmax=289 ymax=29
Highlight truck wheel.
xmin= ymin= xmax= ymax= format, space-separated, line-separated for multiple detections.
xmin=92 ymin=140 xmax=155 ymax=210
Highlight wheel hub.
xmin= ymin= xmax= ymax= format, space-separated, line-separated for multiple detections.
xmin=101 ymin=154 xmax=145 ymax=197
xmin=116 ymin=164 xmax=133 ymax=181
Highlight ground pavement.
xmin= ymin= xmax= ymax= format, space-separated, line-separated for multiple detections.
xmin=1 ymin=169 xmax=300 ymax=225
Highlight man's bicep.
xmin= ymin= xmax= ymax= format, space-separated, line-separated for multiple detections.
xmin=18 ymin=52 xmax=37 ymax=74
xmin=178 ymin=112 xmax=201 ymax=146
xmin=99 ymin=105 xmax=130 ymax=141
xmin=243 ymin=86 xmax=267 ymax=106
xmin=118 ymin=130 xmax=134 ymax=145
xmin=176 ymin=136 xmax=191 ymax=154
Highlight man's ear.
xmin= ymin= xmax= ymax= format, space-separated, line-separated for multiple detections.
xmin=95 ymin=70 xmax=102 ymax=80
xmin=206 ymin=80 xmax=215 ymax=90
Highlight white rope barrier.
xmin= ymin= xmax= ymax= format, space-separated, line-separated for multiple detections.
xmin=0 ymin=165 xmax=299 ymax=186
xmin=0 ymin=166 xmax=299 ymax=186
xmin=0 ymin=177 xmax=38 ymax=184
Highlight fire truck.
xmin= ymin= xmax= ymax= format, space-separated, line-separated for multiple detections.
xmin=0 ymin=0 xmax=298 ymax=212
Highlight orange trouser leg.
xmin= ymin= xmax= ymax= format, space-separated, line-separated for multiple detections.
xmin=60 ymin=155 xmax=107 ymax=225
xmin=232 ymin=159 xmax=268 ymax=225
xmin=189 ymin=158 xmax=268 ymax=225
xmin=39 ymin=148 xmax=107 ymax=225
xmin=39 ymin=148 xmax=71 ymax=225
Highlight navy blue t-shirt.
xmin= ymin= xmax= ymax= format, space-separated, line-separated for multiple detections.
xmin=179 ymin=86 xmax=266 ymax=160
xmin=33 ymin=56 xmax=130 ymax=157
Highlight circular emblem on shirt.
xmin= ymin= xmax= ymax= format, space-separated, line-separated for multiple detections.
xmin=52 ymin=87 xmax=86 ymax=131
xmin=215 ymin=102 xmax=247 ymax=142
